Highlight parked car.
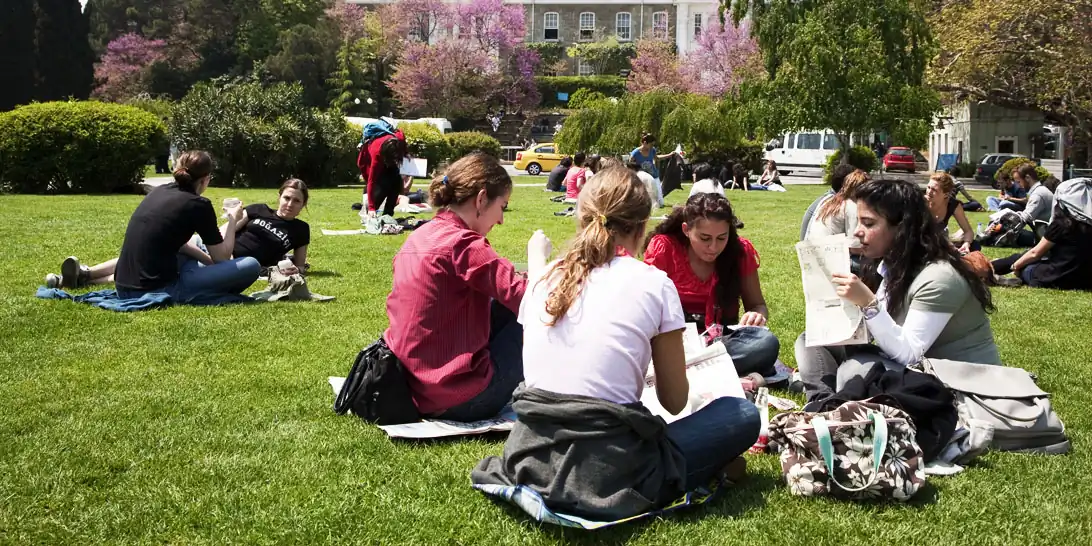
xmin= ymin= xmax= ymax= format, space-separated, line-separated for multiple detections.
xmin=974 ymin=153 xmax=1025 ymax=186
xmin=513 ymin=143 xmax=563 ymax=175
xmin=882 ymin=147 xmax=921 ymax=172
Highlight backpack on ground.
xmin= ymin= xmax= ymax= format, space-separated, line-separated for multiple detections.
xmin=976 ymin=210 xmax=1026 ymax=247
xmin=333 ymin=337 xmax=420 ymax=425
xmin=921 ymin=358 xmax=1069 ymax=454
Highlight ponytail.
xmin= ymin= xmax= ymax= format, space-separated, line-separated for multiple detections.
xmin=541 ymin=167 xmax=650 ymax=325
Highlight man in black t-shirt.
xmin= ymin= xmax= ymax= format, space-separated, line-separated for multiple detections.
xmin=546 ymin=157 xmax=572 ymax=192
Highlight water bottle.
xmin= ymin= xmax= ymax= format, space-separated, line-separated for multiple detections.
xmin=976 ymin=222 xmax=984 ymax=237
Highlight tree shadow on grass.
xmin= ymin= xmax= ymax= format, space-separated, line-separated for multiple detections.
xmin=304 ymin=270 xmax=342 ymax=278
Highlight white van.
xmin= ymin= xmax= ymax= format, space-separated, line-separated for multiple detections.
xmin=764 ymin=130 xmax=872 ymax=175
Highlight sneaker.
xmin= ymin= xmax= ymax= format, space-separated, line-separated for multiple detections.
xmin=60 ymin=256 xmax=81 ymax=288
xmin=45 ymin=273 xmax=61 ymax=289
xmin=994 ymin=275 xmax=1023 ymax=287
xmin=720 ymin=457 xmax=747 ymax=485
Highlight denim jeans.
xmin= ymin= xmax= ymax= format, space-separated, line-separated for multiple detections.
xmin=435 ymin=301 xmax=524 ymax=422
xmin=793 ymin=333 xmax=902 ymax=409
xmin=666 ymin=397 xmax=761 ymax=491
xmin=119 ymin=256 xmax=260 ymax=305
xmin=717 ymin=326 xmax=780 ymax=377
xmin=986 ymin=196 xmax=1022 ymax=212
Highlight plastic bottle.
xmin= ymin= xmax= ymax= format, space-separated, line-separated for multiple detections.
xmin=976 ymin=222 xmax=984 ymax=237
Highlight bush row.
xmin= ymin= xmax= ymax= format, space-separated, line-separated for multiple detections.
xmin=398 ymin=124 xmax=501 ymax=175
xmin=536 ymin=76 xmax=626 ymax=108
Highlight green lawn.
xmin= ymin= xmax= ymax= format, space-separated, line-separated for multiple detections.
xmin=2 ymin=179 xmax=1090 ymax=544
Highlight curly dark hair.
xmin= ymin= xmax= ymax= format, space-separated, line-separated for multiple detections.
xmin=644 ymin=193 xmax=743 ymax=324
xmin=850 ymin=179 xmax=994 ymax=316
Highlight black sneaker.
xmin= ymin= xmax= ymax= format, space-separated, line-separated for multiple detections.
xmin=60 ymin=256 xmax=81 ymax=289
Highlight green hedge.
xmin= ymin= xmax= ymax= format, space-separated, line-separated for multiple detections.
xmin=537 ymin=76 xmax=626 ymax=108
xmin=0 ymin=101 xmax=167 ymax=194
xmin=824 ymin=146 xmax=878 ymax=182
xmin=400 ymin=122 xmax=451 ymax=174
xmin=170 ymin=82 xmax=358 ymax=188
xmin=567 ymin=88 xmax=607 ymax=109
xmin=445 ymin=131 xmax=501 ymax=161
xmin=995 ymin=157 xmax=1050 ymax=184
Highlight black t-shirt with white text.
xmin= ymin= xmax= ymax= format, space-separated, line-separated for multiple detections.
xmin=1030 ymin=217 xmax=1092 ymax=290
xmin=233 ymin=204 xmax=311 ymax=267
xmin=115 ymin=183 xmax=224 ymax=291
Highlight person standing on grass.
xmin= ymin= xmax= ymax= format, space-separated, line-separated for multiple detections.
xmin=112 ymin=150 xmax=260 ymax=304
xmin=644 ymin=193 xmax=781 ymax=382
xmin=795 ymin=179 xmax=1000 ymax=409
xmin=472 ymin=167 xmax=759 ymax=521
xmin=385 ymin=153 xmax=553 ymax=422
xmin=46 ymin=179 xmax=311 ymax=288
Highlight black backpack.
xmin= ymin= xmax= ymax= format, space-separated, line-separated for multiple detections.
xmin=333 ymin=338 xmax=420 ymax=425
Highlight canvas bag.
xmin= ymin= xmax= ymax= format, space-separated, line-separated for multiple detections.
xmin=768 ymin=400 xmax=925 ymax=501
xmin=921 ymin=358 xmax=1069 ymax=453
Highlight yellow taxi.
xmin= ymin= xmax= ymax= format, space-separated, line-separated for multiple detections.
xmin=513 ymin=143 xmax=564 ymax=175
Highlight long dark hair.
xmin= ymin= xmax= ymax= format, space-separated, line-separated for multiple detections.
xmin=851 ymin=179 xmax=994 ymax=316
xmin=644 ymin=193 xmax=743 ymax=324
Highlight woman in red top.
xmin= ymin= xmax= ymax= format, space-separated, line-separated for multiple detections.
xmin=385 ymin=153 xmax=549 ymax=422
xmin=644 ymin=193 xmax=780 ymax=378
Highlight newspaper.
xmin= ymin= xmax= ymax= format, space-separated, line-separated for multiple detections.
xmin=399 ymin=157 xmax=428 ymax=177
xmin=795 ymin=236 xmax=869 ymax=347
xmin=640 ymin=340 xmax=746 ymax=424
xmin=327 ymin=376 xmax=515 ymax=439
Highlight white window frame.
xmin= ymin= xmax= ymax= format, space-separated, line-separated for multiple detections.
xmin=652 ymin=12 xmax=668 ymax=40
xmin=693 ymin=13 xmax=703 ymax=38
xmin=543 ymin=12 xmax=559 ymax=42
xmin=579 ymin=12 xmax=596 ymax=42
xmin=577 ymin=58 xmax=595 ymax=76
xmin=616 ymin=12 xmax=632 ymax=41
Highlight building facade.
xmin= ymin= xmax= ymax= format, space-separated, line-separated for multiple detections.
xmin=347 ymin=0 xmax=720 ymax=75
xmin=929 ymin=102 xmax=1045 ymax=169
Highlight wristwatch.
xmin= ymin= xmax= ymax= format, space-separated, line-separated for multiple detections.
xmin=860 ymin=297 xmax=881 ymax=320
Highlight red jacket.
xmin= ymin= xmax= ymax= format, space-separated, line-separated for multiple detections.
xmin=357 ymin=129 xmax=407 ymax=212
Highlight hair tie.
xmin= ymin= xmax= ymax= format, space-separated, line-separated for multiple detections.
xmin=442 ymin=175 xmax=449 ymax=186
xmin=599 ymin=214 xmax=608 ymax=226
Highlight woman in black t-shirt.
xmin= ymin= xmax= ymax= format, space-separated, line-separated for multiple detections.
xmin=46 ymin=178 xmax=311 ymax=289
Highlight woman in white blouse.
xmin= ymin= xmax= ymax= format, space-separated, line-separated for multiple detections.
xmin=795 ymin=179 xmax=1000 ymax=408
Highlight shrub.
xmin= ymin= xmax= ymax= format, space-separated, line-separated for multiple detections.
xmin=125 ymin=97 xmax=174 ymax=122
xmin=824 ymin=146 xmax=878 ymax=182
xmin=0 ymin=101 xmax=167 ymax=194
xmin=995 ymin=157 xmax=1050 ymax=185
xmin=948 ymin=161 xmax=976 ymax=177
xmin=170 ymin=82 xmax=358 ymax=188
xmin=445 ymin=131 xmax=501 ymax=161
xmin=567 ymin=88 xmax=607 ymax=109
xmin=537 ymin=76 xmax=626 ymax=107
xmin=400 ymin=122 xmax=452 ymax=174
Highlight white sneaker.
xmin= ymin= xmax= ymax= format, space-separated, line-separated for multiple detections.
xmin=45 ymin=273 xmax=61 ymax=288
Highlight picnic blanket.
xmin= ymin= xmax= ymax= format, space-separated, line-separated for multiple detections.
xmin=472 ymin=481 xmax=722 ymax=530
xmin=36 ymin=287 xmax=171 ymax=311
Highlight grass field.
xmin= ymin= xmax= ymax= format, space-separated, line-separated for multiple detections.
xmin=2 ymin=178 xmax=1090 ymax=544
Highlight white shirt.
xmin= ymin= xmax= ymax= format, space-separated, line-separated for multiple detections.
xmin=689 ymin=178 xmax=725 ymax=198
xmin=519 ymin=256 xmax=686 ymax=405
xmin=634 ymin=170 xmax=663 ymax=209
xmin=865 ymin=262 xmax=953 ymax=366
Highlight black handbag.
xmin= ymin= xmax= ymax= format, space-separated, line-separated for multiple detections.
xmin=333 ymin=338 xmax=420 ymax=425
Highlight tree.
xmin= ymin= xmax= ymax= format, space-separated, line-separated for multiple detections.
xmin=0 ymin=0 xmax=37 ymax=111
xmin=929 ymin=0 xmax=1092 ymax=166
xmin=92 ymin=33 xmax=167 ymax=102
xmin=264 ymin=23 xmax=340 ymax=108
xmin=730 ymin=0 xmax=940 ymax=147
xmin=34 ymin=0 xmax=95 ymax=101
xmin=677 ymin=17 xmax=761 ymax=98
xmin=627 ymin=40 xmax=684 ymax=94
xmin=566 ymin=36 xmax=636 ymax=77
xmin=388 ymin=41 xmax=493 ymax=119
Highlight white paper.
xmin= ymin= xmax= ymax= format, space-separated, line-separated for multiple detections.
xmin=795 ymin=236 xmax=869 ymax=347
xmin=400 ymin=157 xmax=428 ymax=177
xmin=328 ymin=376 xmax=516 ymax=439
xmin=321 ymin=228 xmax=368 ymax=235
xmin=640 ymin=343 xmax=746 ymax=424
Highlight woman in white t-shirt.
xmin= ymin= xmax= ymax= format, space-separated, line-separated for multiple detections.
xmin=495 ymin=167 xmax=760 ymax=514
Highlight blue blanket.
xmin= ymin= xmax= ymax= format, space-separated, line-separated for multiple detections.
xmin=37 ymin=287 xmax=171 ymax=311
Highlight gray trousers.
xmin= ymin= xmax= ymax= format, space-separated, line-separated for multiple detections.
xmin=793 ymin=333 xmax=903 ymax=410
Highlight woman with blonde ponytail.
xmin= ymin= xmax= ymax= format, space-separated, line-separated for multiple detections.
xmin=472 ymin=167 xmax=760 ymax=521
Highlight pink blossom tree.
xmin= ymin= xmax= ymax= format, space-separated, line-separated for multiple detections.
xmin=678 ymin=17 xmax=760 ymax=97
xmin=388 ymin=41 xmax=494 ymax=119
xmin=92 ymin=33 xmax=167 ymax=102
xmin=627 ymin=40 xmax=685 ymax=94
xmin=455 ymin=0 xmax=525 ymax=52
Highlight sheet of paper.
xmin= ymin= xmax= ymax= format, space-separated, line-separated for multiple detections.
xmin=795 ymin=236 xmax=870 ymax=347
xmin=400 ymin=157 xmax=428 ymax=177
xmin=321 ymin=229 xmax=367 ymax=236
xmin=641 ymin=343 xmax=746 ymax=424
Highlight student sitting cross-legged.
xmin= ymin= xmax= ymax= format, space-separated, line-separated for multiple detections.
xmin=472 ymin=167 xmax=760 ymax=521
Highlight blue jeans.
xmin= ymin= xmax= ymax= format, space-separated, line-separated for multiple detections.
xmin=986 ymin=196 xmax=1022 ymax=212
xmin=666 ymin=397 xmax=761 ymax=491
xmin=435 ymin=301 xmax=524 ymax=422
xmin=793 ymin=333 xmax=901 ymax=408
xmin=718 ymin=326 xmax=781 ymax=377
xmin=119 ymin=256 xmax=260 ymax=304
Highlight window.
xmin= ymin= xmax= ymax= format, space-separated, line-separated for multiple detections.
xmin=997 ymin=138 xmax=1016 ymax=154
xmin=537 ymin=146 xmax=555 ymax=154
xmin=577 ymin=58 xmax=595 ymax=76
xmin=693 ymin=13 xmax=703 ymax=38
xmin=787 ymin=133 xmax=796 ymax=149
xmin=652 ymin=12 xmax=668 ymax=40
xmin=616 ymin=13 xmax=632 ymax=41
xmin=543 ymin=12 xmax=559 ymax=41
xmin=798 ymin=133 xmax=822 ymax=150
xmin=579 ymin=12 xmax=595 ymax=41
xmin=823 ymin=134 xmax=842 ymax=150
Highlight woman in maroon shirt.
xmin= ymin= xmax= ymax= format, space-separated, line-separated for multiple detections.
xmin=384 ymin=153 xmax=535 ymax=422
xmin=644 ymin=193 xmax=781 ymax=379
